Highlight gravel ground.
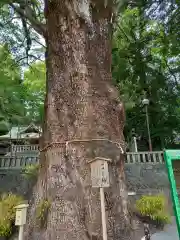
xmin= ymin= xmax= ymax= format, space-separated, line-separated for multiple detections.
xmin=151 ymin=217 xmax=179 ymax=240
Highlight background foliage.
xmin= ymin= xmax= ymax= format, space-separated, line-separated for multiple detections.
xmin=0 ymin=193 xmax=23 ymax=237
xmin=135 ymin=194 xmax=171 ymax=226
xmin=0 ymin=0 xmax=180 ymax=151
xmin=112 ymin=5 xmax=180 ymax=150
xmin=0 ymin=46 xmax=45 ymax=135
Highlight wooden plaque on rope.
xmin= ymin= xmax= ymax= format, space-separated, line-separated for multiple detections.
xmin=89 ymin=157 xmax=111 ymax=188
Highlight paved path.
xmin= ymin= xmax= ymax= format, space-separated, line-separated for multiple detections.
xmin=151 ymin=217 xmax=179 ymax=240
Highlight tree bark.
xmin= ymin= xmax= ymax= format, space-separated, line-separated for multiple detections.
xmin=25 ymin=1 xmax=132 ymax=239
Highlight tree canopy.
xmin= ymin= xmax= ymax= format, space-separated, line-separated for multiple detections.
xmin=23 ymin=61 xmax=45 ymax=124
xmin=0 ymin=1 xmax=180 ymax=240
xmin=0 ymin=44 xmax=25 ymax=133
xmin=0 ymin=44 xmax=45 ymax=134
xmin=112 ymin=5 xmax=180 ymax=150
xmin=0 ymin=0 xmax=45 ymax=134
xmin=0 ymin=0 xmax=180 ymax=149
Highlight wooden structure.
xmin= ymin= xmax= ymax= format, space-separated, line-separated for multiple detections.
xmin=0 ymin=142 xmax=9 ymax=155
xmin=89 ymin=157 xmax=112 ymax=240
xmin=89 ymin=157 xmax=111 ymax=188
xmin=0 ymin=123 xmax=41 ymax=156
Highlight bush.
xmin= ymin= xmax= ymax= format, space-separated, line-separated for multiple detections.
xmin=22 ymin=164 xmax=39 ymax=180
xmin=135 ymin=194 xmax=171 ymax=226
xmin=0 ymin=193 xmax=24 ymax=237
xmin=0 ymin=121 xmax=9 ymax=135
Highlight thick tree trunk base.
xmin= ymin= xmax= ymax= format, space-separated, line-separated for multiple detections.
xmin=25 ymin=141 xmax=132 ymax=240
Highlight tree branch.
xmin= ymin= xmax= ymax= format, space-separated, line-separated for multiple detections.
xmin=9 ymin=3 xmax=46 ymax=37
xmin=31 ymin=38 xmax=46 ymax=48
xmin=0 ymin=17 xmax=19 ymax=27
xmin=164 ymin=58 xmax=179 ymax=87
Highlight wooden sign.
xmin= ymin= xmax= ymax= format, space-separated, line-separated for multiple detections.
xmin=14 ymin=204 xmax=29 ymax=226
xmin=89 ymin=157 xmax=111 ymax=188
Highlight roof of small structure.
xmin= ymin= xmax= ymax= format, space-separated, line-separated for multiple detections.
xmin=0 ymin=123 xmax=42 ymax=140
xmin=19 ymin=123 xmax=40 ymax=134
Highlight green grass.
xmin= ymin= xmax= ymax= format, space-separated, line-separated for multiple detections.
xmin=135 ymin=194 xmax=171 ymax=226
xmin=0 ymin=193 xmax=24 ymax=237
xmin=22 ymin=164 xmax=39 ymax=180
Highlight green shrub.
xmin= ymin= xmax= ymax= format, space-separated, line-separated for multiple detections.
xmin=36 ymin=199 xmax=51 ymax=228
xmin=135 ymin=194 xmax=171 ymax=226
xmin=22 ymin=164 xmax=39 ymax=180
xmin=0 ymin=193 xmax=23 ymax=237
xmin=0 ymin=121 xmax=9 ymax=135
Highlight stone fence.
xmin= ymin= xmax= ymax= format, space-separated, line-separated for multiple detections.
xmin=11 ymin=144 xmax=39 ymax=153
xmin=0 ymin=156 xmax=38 ymax=169
xmin=0 ymin=151 xmax=171 ymax=203
xmin=125 ymin=163 xmax=169 ymax=195
xmin=126 ymin=151 xmax=164 ymax=163
xmin=0 ymin=151 xmax=164 ymax=169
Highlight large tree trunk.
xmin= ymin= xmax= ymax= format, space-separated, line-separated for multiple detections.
xmin=25 ymin=1 xmax=132 ymax=239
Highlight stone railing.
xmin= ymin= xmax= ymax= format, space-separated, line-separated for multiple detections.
xmin=0 ymin=156 xmax=38 ymax=169
xmin=11 ymin=145 xmax=39 ymax=153
xmin=0 ymin=151 xmax=164 ymax=169
xmin=126 ymin=151 xmax=164 ymax=164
